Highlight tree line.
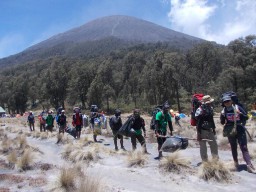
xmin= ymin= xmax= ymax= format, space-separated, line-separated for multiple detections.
xmin=0 ymin=35 xmax=255 ymax=115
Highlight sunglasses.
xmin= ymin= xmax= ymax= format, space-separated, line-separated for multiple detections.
xmin=223 ymin=100 xmax=231 ymax=103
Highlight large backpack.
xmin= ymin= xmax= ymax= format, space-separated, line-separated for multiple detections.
xmin=190 ymin=93 xmax=204 ymax=126
xmin=150 ymin=105 xmax=163 ymax=130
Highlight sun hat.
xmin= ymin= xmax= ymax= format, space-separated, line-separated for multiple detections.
xmin=202 ymin=95 xmax=214 ymax=104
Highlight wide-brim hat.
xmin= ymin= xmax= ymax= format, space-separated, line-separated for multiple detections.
xmin=202 ymin=95 xmax=214 ymax=104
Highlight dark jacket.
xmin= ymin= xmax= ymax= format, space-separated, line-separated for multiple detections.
xmin=195 ymin=104 xmax=216 ymax=133
xmin=109 ymin=115 xmax=122 ymax=131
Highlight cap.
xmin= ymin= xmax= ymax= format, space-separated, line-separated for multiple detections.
xmin=222 ymin=95 xmax=231 ymax=102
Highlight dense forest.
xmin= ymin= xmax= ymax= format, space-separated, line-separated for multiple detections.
xmin=0 ymin=35 xmax=255 ymax=115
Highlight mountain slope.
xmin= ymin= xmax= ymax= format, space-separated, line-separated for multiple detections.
xmin=0 ymin=15 xmax=205 ymax=68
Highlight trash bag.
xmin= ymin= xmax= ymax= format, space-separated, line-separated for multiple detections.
xmin=65 ymin=126 xmax=76 ymax=138
xmin=161 ymin=136 xmax=188 ymax=153
xmin=118 ymin=116 xmax=135 ymax=137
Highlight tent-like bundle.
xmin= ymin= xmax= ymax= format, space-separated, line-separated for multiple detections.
xmin=0 ymin=107 xmax=6 ymax=117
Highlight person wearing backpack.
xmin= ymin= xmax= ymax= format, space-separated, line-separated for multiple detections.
xmin=109 ymin=109 xmax=125 ymax=151
xmin=27 ymin=111 xmax=35 ymax=131
xmin=155 ymin=104 xmax=173 ymax=160
xmin=89 ymin=106 xmax=103 ymax=142
xmin=46 ymin=110 xmax=55 ymax=132
xmin=220 ymin=95 xmax=256 ymax=173
xmin=72 ymin=107 xmax=83 ymax=139
xmin=195 ymin=95 xmax=219 ymax=162
xmin=57 ymin=110 xmax=67 ymax=134
xmin=38 ymin=113 xmax=46 ymax=132
xmin=130 ymin=109 xmax=149 ymax=154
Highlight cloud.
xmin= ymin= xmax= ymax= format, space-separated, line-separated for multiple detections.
xmin=167 ymin=0 xmax=256 ymax=44
xmin=0 ymin=34 xmax=25 ymax=58
xmin=168 ymin=0 xmax=216 ymax=36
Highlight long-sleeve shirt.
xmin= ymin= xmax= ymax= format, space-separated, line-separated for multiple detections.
xmin=195 ymin=104 xmax=215 ymax=131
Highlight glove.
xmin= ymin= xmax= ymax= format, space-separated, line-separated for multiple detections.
xmin=213 ymin=129 xmax=216 ymax=135
xmin=197 ymin=133 xmax=202 ymax=141
xmin=144 ymin=132 xmax=146 ymax=137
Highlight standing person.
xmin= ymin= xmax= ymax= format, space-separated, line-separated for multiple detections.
xmin=46 ymin=110 xmax=55 ymax=132
xmin=155 ymin=104 xmax=173 ymax=160
xmin=195 ymin=95 xmax=219 ymax=162
xmin=90 ymin=106 xmax=102 ymax=142
xmin=109 ymin=109 xmax=125 ymax=151
xmin=57 ymin=110 xmax=67 ymax=134
xmin=220 ymin=95 xmax=256 ymax=173
xmin=38 ymin=114 xmax=46 ymax=132
xmin=72 ymin=107 xmax=83 ymax=139
xmin=130 ymin=109 xmax=148 ymax=153
xmin=27 ymin=111 xmax=35 ymax=131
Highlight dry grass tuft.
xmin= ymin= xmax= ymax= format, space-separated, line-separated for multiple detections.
xmin=52 ymin=167 xmax=77 ymax=191
xmin=61 ymin=144 xmax=75 ymax=160
xmin=17 ymin=135 xmax=27 ymax=149
xmin=127 ymin=151 xmax=147 ymax=167
xmin=51 ymin=164 xmax=103 ymax=192
xmin=1 ymin=135 xmax=12 ymax=153
xmin=17 ymin=149 xmax=35 ymax=171
xmin=159 ymin=152 xmax=190 ymax=173
xmin=69 ymin=147 xmax=99 ymax=163
xmin=7 ymin=150 xmax=17 ymax=167
xmin=198 ymin=160 xmax=232 ymax=182
xmin=77 ymin=175 xmax=102 ymax=192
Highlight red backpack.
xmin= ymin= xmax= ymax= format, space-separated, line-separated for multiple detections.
xmin=190 ymin=94 xmax=204 ymax=126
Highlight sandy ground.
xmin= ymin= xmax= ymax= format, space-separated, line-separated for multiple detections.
xmin=0 ymin=114 xmax=256 ymax=192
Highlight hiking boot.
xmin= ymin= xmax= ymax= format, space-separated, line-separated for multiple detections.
xmin=115 ymin=147 xmax=118 ymax=151
xmin=247 ymin=164 xmax=256 ymax=174
xmin=154 ymin=156 xmax=163 ymax=160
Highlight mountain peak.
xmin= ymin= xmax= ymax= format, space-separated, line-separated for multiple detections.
xmin=30 ymin=15 xmax=203 ymax=50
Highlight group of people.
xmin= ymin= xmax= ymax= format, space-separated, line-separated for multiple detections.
xmin=194 ymin=94 xmax=256 ymax=174
xmin=26 ymin=93 xmax=256 ymax=174
xmin=109 ymin=103 xmax=173 ymax=159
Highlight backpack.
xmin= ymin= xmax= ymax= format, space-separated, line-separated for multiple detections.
xmin=190 ymin=93 xmax=204 ymax=126
xmin=150 ymin=106 xmax=163 ymax=130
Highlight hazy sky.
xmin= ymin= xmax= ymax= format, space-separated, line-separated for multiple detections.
xmin=0 ymin=0 xmax=255 ymax=58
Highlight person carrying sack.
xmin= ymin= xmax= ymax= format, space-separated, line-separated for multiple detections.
xmin=155 ymin=103 xmax=173 ymax=160
xmin=195 ymin=95 xmax=219 ymax=162
xmin=220 ymin=95 xmax=256 ymax=173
